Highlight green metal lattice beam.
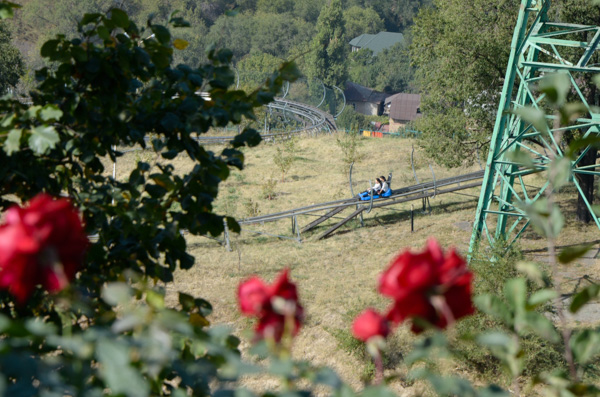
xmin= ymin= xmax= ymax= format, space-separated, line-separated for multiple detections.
xmin=469 ymin=0 xmax=600 ymax=255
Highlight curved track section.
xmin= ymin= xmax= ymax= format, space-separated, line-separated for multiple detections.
xmin=196 ymin=98 xmax=337 ymax=145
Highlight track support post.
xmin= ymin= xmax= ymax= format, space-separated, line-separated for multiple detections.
xmin=223 ymin=219 xmax=232 ymax=252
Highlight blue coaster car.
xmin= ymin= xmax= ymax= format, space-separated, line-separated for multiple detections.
xmin=358 ymin=189 xmax=392 ymax=201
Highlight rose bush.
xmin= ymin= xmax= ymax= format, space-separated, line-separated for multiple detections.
xmin=0 ymin=193 xmax=87 ymax=303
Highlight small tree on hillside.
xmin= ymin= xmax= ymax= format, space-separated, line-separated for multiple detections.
xmin=336 ymin=130 xmax=364 ymax=175
xmin=273 ymin=142 xmax=294 ymax=181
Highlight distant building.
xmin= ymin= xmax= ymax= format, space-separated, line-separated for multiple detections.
xmin=344 ymin=82 xmax=389 ymax=116
xmin=349 ymin=32 xmax=404 ymax=56
xmin=384 ymin=93 xmax=422 ymax=131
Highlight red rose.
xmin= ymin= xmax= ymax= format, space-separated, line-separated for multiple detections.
xmin=238 ymin=277 xmax=269 ymax=315
xmin=352 ymin=309 xmax=390 ymax=342
xmin=237 ymin=269 xmax=303 ymax=342
xmin=378 ymin=239 xmax=443 ymax=301
xmin=0 ymin=194 xmax=88 ymax=303
xmin=379 ymin=238 xmax=474 ymax=333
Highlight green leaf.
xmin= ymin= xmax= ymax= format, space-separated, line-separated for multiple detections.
xmin=278 ymin=61 xmax=301 ymax=82
xmin=570 ymin=329 xmax=600 ymax=364
xmin=80 ymin=12 xmax=102 ymax=26
xmin=0 ymin=1 xmax=20 ymax=19
xmin=523 ymin=312 xmax=559 ymax=342
xmin=558 ymin=244 xmax=593 ymax=264
xmin=102 ymin=283 xmax=133 ymax=306
xmin=173 ymin=38 xmax=189 ymax=50
xmin=516 ymin=261 xmax=545 ymax=286
xmin=25 ymin=318 xmax=58 ymax=336
xmin=528 ymin=289 xmax=557 ymax=307
xmin=476 ymin=332 xmax=513 ymax=349
xmin=110 ymin=8 xmax=129 ymax=28
xmin=476 ymin=332 xmax=523 ymax=377
xmin=169 ymin=10 xmax=190 ymax=27
xmin=231 ymin=128 xmax=261 ymax=148
xmin=39 ymin=105 xmax=63 ymax=122
xmin=504 ymin=278 xmax=527 ymax=311
xmin=4 ymin=128 xmax=22 ymax=155
xmin=558 ymin=103 xmax=589 ymax=126
xmin=360 ymin=385 xmax=397 ymax=397
xmin=538 ymin=72 xmax=571 ymax=107
xmin=28 ymin=125 xmax=59 ymax=154
xmin=566 ymin=134 xmax=600 ymax=159
xmin=150 ymin=174 xmax=175 ymax=191
xmin=195 ymin=298 xmax=212 ymax=316
xmin=518 ymin=198 xmax=563 ymax=239
xmin=425 ymin=375 xmax=476 ymax=397
xmin=146 ymin=289 xmax=165 ymax=309
xmin=150 ymin=25 xmax=171 ymax=44
xmin=548 ymin=157 xmax=571 ymax=190
xmin=96 ymin=339 xmax=150 ymax=397
xmin=40 ymin=39 xmax=60 ymax=59
xmin=179 ymin=292 xmax=195 ymax=311
xmin=314 ymin=367 xmax=342 ymax=389
xmin=570 ymin=284 xmax=600 ymax=313
xmin=506 ymin=106 xmax=549 ymax=134
xmin=505 ymin=150 xmax=535 ymax=168
xmin=478 ymin=385 xmax=509 ymax=397
xmin=0 ymin=113 xmax=14 ymax=127
xmin=474 ymin=294 xmax=512 ymax=326
xmin=97 ymin=25 xmax=111 ymax=41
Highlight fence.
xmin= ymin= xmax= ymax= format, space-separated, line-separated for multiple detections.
xmin=360 ymin=128 xmax=422 ymax=138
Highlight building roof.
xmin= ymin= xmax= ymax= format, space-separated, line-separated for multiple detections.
xmin=349 ymin=32 xmax=404 ymax=56
xmin=344 ymin=82 xmax=389 ymax=104
xmin=385 ymin=93 xmax=422 ymax=121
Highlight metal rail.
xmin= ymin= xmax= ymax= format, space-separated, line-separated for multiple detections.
xmin=239 ymin=170 xmax=485 ymax=225
xmin=195 ymin=98 xmax=337 ymax=145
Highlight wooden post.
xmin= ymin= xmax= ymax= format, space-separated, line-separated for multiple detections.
xmin=411 ymin=204 xmax=414 ymax=233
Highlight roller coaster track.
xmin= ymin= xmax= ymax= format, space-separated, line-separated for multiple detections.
xmin=239 ymin=170 xmax=485 ymax=240
xmin=196 ymin=98 xmax=337 ymax=145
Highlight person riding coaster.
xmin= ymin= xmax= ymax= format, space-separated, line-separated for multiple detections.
xmin=358 ymin=175 xmax=392 ymax=201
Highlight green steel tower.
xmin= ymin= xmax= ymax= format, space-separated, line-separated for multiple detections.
xmin=469 ymin=0 xmax=600 ymax=253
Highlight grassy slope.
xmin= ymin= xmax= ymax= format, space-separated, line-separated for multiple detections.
xmin=111 ymin=133 xmax=600 ymax=394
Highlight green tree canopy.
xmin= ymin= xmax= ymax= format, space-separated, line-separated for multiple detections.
xmin=237 ymin=52 xmax=283 ymax=91
xmin=410 ymin=0 xmax=518 ymax=167
xmin=0 ymin=21 xmax=24 ymax=93
xmin=348 ymin=41 xmax=415 ymax=94
xmin=306 ymin=0 xmax=347 ymax=88
xmin=343 ymin=6 xmax=384 ymax=40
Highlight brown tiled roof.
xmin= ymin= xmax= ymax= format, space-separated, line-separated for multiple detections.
xmin=385 ymin=93 xmax=422 ymax=121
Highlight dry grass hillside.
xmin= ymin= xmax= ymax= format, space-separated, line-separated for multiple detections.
xmin=109 ymin=132 xmax=600 ymax=395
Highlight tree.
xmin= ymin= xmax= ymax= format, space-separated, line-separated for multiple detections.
xmin=256 ymin=0 xmax=294 ymax=14
xmin=343 ymin=6 xmax=384 ymax=40
xmin=237 ymin=52 xmax=284 ymax=92
xmin=306 ymin=0 xmax=347 ymax=88
xmin=0 ymin=6 xmax=303 ymax=394
xmin=0 ymin=21 xmax=24 ymax=93
xmin=249 ymin=12 xmax=311 ymax=58
xmin=348 ymin=41 xmax=415 ymax=94
xmin=410 ymin=0 xmax=518 ymax=168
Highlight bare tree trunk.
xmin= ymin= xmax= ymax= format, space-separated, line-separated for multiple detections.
xmin=576 ymin=148 xmax=597 ymax=223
